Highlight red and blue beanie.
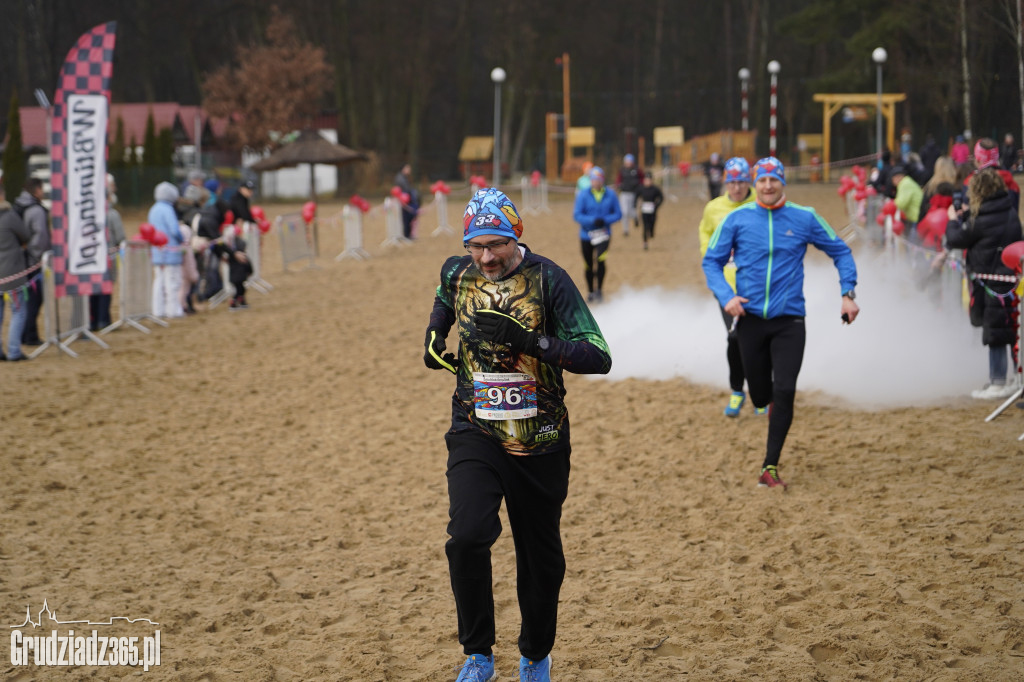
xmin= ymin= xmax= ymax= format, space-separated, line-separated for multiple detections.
xmin=752 ymin=157 xmax=786 ymax=185
xmin=463 ymin=188 xmax=524 ymax=242
xmin=724 ymin=157 xmax=751 ymax=183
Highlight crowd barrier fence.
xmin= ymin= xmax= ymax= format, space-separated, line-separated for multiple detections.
xmin=335 ymin=206 xmax=371 ymax=261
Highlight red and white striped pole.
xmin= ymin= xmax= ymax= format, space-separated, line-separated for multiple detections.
xmin=767 ymin=60 xmax=780 ymax=156
xmin=738 ymin=68 xmax=750 ymax=131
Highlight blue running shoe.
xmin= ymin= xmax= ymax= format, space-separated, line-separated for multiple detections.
xmin=456 ymin=653 xmax=495 ymax=682
xmin=520 ymin=655 xmax=552 ymax=681
xmin=724 ymin=391 xmax=745 ymax=417
xmin=754 ymin=405 xmax=769 ymax=416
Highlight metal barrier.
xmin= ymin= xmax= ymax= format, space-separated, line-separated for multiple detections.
xmin=277 ymin=213 xmax=318 ymax=271
xmin=431 ymin=191 xmax=455 ymax=237
xmin=242 ymin=222 xmax=272 ymax=294
xmin=102 ymin=240 xmax=169 ymax=336
xmin=336 ymin=206 xmax=371 ymax=260
xmin=381 ymin=197 xmax=411 ymax=247
xmin=30 ymin=252 xmax=111 ymax=359
xmin=519 ymin=176 xmax=551 ymax=215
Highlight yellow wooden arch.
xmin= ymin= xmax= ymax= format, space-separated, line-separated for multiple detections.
xmin=813 ymin=93 xmax=906 ymax=181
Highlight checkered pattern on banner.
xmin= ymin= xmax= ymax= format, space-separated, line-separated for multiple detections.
xmin=51 ymin=21 xmax=117 ymax=298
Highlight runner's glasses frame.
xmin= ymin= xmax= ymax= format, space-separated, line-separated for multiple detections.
xmin=465 ymin=238 xmax=514 ymax=255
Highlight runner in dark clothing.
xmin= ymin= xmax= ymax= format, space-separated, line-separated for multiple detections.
xmin=424 ymin=188 xmax=611 ymax=682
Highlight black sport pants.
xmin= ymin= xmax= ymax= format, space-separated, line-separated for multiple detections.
xmin=736 ymin=314 xmax=805 ymax=468
xmin=719 ymin=305 xmax=745 ymax=393
xmin=445 ymin=429 xmax=569 ymax=661
xmin=580 ymin=238 xmax=609 ymax=293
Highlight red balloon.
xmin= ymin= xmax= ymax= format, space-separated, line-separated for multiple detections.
xmin=853 ymin=188 xmax=867 ymax=202
xmin=917 ymin=208 xmax=949 ymax=246
xmin=530 ymin=170 xmax=542 ymax=187
xmin=891 ymin=219 xmax=905 ymax=236
xmin=866 ymin=185 xmax=877 ymax=196
xmin=852 ymin=165 xmax=866 ymax=181
xmin=251 ymin=205 xmax=266 ymax=221
xmin=302 ymin=201 xmax=317 ymax=223
xmin=881 ymin=199 xmax=898 ymax=216
xmin=150 ymin=230 xmax=168 ymax=246
xmin=1001 ymin=241 xmax=1024 ymax=272
xmin=139 ymin=223 xmax=155 ymax=240
xmin=222 ymin=210 xmax=235 ymax=226
xmin=257 ymin=218 xmax=271 ymax=233
xmin=390 ymin=185 xmax=403 ymax=198
xmin=400 ymin=192 xmax=411 ymax=205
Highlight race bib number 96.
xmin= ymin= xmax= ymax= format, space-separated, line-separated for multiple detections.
xmin=472 ymin=372 xmax=538 ymax=420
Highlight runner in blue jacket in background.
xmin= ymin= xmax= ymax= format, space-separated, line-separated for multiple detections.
xmin=702 ymin=157 xmax=860 ymax=489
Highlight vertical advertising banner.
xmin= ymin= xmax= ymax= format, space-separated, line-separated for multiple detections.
xmin=50 ymin=22 xmax=118 ymax=298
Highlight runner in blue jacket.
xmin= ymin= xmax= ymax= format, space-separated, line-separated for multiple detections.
xmin=573 ymin=166 xmax=621 ymax=303
xmin=702 ymin=157 xmax=860 ymax=489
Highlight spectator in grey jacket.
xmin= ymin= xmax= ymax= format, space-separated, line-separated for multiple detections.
xmin=0 ymin=180 xmax=33 ymax=361
xmin=12 ymin=178 xmax=49 ymax=346
xmin=89 ymin=174 xmax=126 ymax=331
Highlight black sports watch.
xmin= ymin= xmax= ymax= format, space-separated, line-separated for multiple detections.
xmin=843 ymin=289 xmax=856 ymax=301
xmin=537 ymin=336 xmax=551 ymax=354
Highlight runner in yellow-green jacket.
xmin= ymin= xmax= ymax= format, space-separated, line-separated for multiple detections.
xmin=697 ymin=157 xmax=757 ymax=417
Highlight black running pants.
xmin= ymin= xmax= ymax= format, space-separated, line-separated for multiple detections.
xmin=736 ymin=314 xmax=805 ymax=468
xmin=445 ymin=429 xmax=570 ymax=661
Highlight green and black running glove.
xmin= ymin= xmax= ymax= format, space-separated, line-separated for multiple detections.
xmin=474 ymin=309 xmax=541 ymax=356
xmin=424 ymin=328 xmax=457 ymax=374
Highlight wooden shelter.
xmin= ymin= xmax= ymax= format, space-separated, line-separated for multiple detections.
xmin=813 ymin=93 xmax=906 ymax=181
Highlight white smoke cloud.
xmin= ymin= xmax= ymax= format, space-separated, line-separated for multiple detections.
xmin=591 ymin=251 xmax=993 ymax=408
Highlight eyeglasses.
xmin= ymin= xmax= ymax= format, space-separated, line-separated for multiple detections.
xmin=465 ymin=238 xmax=513 ymax=255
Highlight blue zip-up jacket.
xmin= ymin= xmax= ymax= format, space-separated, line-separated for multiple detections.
xmin=702 ymin=200 xmax=857 ymax=318
xmin=148 ymin=200 xmax=184 ymax=266
xmin=573 ymin=186 xmax=622 ymax=240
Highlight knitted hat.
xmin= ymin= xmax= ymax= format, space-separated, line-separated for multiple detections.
xmin=752 ymin=157 xmax=786 ymax=185
xmin=974 ymin=141 xmax=1000 ymax=169
xmin=724 ymin=157 xmax=751 ymax=183
xmin=463 ymin=188 xmax=524 ymax=242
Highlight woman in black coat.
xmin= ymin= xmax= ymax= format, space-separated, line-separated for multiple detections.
xmin=945 ymin=168 xmax=1023 ymax=399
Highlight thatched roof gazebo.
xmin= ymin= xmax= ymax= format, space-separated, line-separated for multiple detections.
xmin=250 ymin=129 xmax=368 ymax=199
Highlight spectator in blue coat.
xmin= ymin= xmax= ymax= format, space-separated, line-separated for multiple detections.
xmin=149 ymin=181 xmax=184 ymax=318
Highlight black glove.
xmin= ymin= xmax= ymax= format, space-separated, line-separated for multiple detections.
xmin=592 ymin=217 xmax=605 ymax=228
xmin=423 ymin=328 xmax=457 ymax=374
xmin=474 ymin=309 xmax=541 ymax=356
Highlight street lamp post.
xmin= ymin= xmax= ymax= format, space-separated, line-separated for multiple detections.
xmin=738 ymin=68 xmax=750 ymax=131
xmin=491 ymin=67 xmax=506 ymax=187
xmin=767 ymin=60 xmax=780 ymax=156
xmin=872 ymin=47 xmax=887 ymax=167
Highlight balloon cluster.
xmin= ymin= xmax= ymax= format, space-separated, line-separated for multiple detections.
xmin=349 ymin=194 xmax=371 ymax=213
xmin=468 ymin=175 xmax=487 ymax=188
xmin=301 ymin=201 xmax=317 ymax=224
xmin=837 ymin=166 xmax=875 ymax=202
xmin=876 ymin=198 xmax=905 ymax=235
xmin=389 ymin=186 xmax=411 ymax=205
xmin=137 ymin=223 xmax=168 ymax=246
xmin=251 ymin=205 xmax=271 ymax=234
xmin=430 ymin=180 xmax=451 ymax=195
